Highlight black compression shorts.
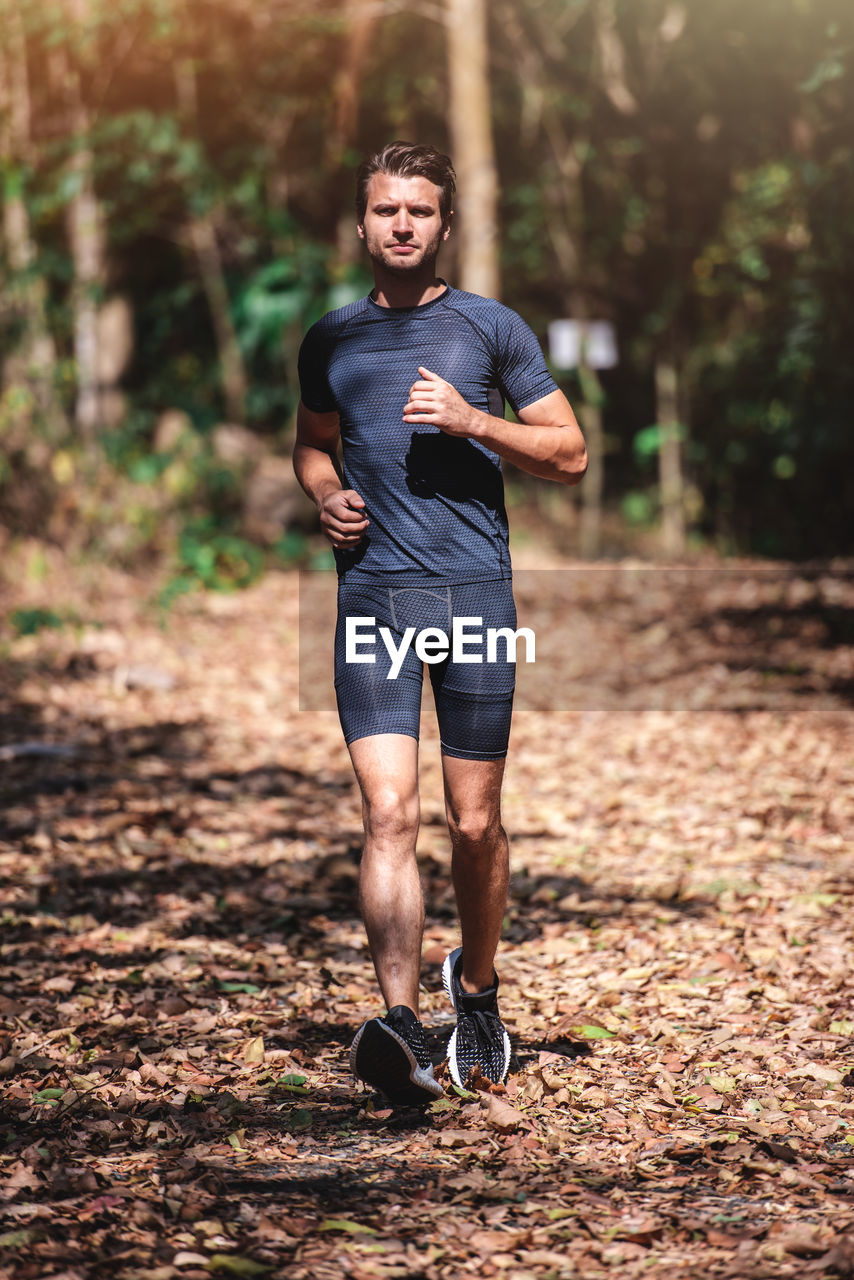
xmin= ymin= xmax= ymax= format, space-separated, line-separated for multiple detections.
xmin=334 ymin=579 xmax=520 ymax=760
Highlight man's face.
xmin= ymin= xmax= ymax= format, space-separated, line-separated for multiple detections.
xmin=358 ymin=173 xmax=451 ymax=275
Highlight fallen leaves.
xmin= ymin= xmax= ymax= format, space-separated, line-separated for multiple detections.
xmin=2 ymin=554 xmax=854 ymax=1279
xmin=320 ymin=1220 xmax=378 ymax=1236
xmin=482 ymin=1094 xmax=530 ymax=1134
xmin=436 ymin=1128 xmax=489 ymax=1148
xmin=242 ymin=1036 xmax=265 ymax=1066
xmin=790 ymin=1063 xmax=845 ymax=1085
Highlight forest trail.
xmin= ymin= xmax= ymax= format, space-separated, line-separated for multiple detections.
xmin=2 ymin=548 xmax=853 ymax=1279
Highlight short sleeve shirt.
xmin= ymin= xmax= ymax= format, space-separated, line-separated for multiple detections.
xmin=298 ymin=285 xmax=558 ymax=584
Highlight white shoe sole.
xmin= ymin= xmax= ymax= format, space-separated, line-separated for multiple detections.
xmin=442 ymin=948 xmax=511 ymax=1088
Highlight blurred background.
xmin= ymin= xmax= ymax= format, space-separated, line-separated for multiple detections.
xmin=1 ymin=0 xmax=852 ymax=599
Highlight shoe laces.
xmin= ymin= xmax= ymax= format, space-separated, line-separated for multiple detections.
xmin=457 ymin=1007 xmax=506 ymax=1075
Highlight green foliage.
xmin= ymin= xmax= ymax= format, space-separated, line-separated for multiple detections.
xmin=621 ymin=491 xmax=656 ymax=528
xmin=0 ymin=1231 xmax=36 ymax=1249
xmin=319 ymin=1220 xmax=377 ymax=1236
xmin=633 ymin=424 xmax=686 ymax=462
xmin=99 ymin=409 xmax=161 ymax=474
xmin=10 ymin=608 xmax=68 ymax=637
xmin=160 ymin=517 xmax=265 ymax=607
xmin=2 ymin=0 xmax=853 ymax=561
xmin=32 ymin=1088 xmax=65 ymax=1104
xmin=800 ymin=51 xmax=848 ymax=94
xmin=235 ymin=259 xmax=312 ymax=356
xmin=207 ymin=1256 xmax=270 ymax=1277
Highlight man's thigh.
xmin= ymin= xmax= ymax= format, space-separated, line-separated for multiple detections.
xmin=335 ymin=578 xmax=517 ymax=759
xmin=348 ymin=732 xmax=420 ymax=805
xmin=431 ymin=579 xmax=517 ymax=761
xmin=334 ymin=582 xmax=426 ymax=747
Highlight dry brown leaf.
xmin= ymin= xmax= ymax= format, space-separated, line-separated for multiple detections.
xmin=436 ymin=1128 xmax=490 ymax=1147
xmin=790 ymin=1063 xmax=843 ymax=1084
xmin=242 ymin=1035 xmax=265 ymax=1065
xmin=483 ymin=1093 xmax=528 ymax=1133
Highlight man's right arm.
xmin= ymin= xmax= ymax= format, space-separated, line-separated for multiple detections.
xmin=293 ymin=401 xmax=369 ymax=548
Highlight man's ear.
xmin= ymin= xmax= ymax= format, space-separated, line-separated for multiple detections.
xmin=357 ymin=222 xmax=366 ymax=240
xmin=442 ymin=211 xmax=454 ymax=241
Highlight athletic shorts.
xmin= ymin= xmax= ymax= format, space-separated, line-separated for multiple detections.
xmin=334 ymin=579 xmax=518 ymax=760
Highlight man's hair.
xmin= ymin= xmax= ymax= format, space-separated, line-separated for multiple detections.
xmin=356 ymin=141 xmax=456 ymax=222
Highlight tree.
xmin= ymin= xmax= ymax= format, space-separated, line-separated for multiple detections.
xmin=0 ymin=0 xmax=59 ymax=423
xmin=52 ymin=0 xmax=109 ymax=437
xmin=445 ymin=0 xmax=500 ymax=298
xmin=174 ymin=46 xmax=248 ymax=425
xmin=494 ymin=0 xmax=608 ymax=556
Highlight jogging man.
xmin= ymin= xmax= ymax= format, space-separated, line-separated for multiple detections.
xmin=294 ymin=141 xmax=587 ymax=1105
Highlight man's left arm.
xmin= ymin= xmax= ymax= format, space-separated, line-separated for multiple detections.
xmin=403 ymin=367 xmax=587 ymax=486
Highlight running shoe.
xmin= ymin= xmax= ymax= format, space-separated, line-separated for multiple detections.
xmin=350 ymin=1005 xmax=444 ymax=1106
xmin=442 ymin=947 xmax=511 ymax=1088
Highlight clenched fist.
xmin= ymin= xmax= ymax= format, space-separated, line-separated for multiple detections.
xmin=319 ymin=489 xmax=369 ymax=547
xmin=403 ymin=366 xmax=482 ymax=437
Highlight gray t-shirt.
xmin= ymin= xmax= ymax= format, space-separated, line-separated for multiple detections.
xmin=298 ymin=285 xmax=557 ymax=583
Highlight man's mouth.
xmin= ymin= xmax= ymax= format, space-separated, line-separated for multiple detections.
xmin=389 ymin=245 xmax=416 ymax=254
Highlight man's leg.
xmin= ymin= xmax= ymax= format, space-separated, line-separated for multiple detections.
xmin=349 ymin=732 xmax=423 ymax=1013
xmin=347 ymin=732 xmax=443 ymax=1103
xmin=436 ymin=747 xmax=513 ymax=1087
xmin=442 ymin=754 xmax=508 ymax=993
xmin=429 ymin=581 xmax=515 ymax=1086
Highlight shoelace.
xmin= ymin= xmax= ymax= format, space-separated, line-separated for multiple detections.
xmin=457 ymin=1008 xmax=505 ymax=1075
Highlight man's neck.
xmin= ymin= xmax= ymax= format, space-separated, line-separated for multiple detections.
xmin=370 ymin=268 xmax=447 ymax=310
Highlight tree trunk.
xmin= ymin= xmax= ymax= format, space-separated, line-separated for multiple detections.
xmin=67 ymin=138 xmax=105 ymax=435
xmin=328 ymin=0 xmax=379 ymax=269
xmin=175 ymin=56 xmax=247 ymax=423
xmin=640 ymin=9 xmax=689 ymax=557
xmin=496 ymin=2 xmax=604 ymax=555
xmin=57 ymin=0 xmax=108 ymax=438
xmin=654 ymin=354 xmax=686 ymax=555
xmin=578 ymin=361 xmax=605 ymax=560
xmin=445 ymin=0 xmax=500 ymax=298
xmin=0 ymin=2 xmax=58 ymax=416
xmin=593 ymin=0 xmax=639 ymax=117
xmin=187 ymin=212 xmax=247 ymax=423
xmin=330 ymin=0 xmax=377 ymax=159
xmin=95 ymin=296 xmax=133 ymax=428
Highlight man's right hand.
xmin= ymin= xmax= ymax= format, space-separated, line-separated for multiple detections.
xmin=319 ymin=489 xmax=369 ymax=548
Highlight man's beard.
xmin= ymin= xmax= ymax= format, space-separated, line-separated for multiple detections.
xmin=368 ymin=228 xmax=444 ymax=275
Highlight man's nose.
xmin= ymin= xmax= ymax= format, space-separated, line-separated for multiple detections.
xmin=392 ymin=210 xmax=414 ymax=236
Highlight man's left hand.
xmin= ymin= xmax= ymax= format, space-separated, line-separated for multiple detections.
xmin=403 ymin=366 xmax=481 ymax=437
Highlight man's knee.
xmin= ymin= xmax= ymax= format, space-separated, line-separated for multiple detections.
xmin=363 ymin=786 xmax=419 ymax=844
xmin=447 ymin=806 xmax=503 ymax=853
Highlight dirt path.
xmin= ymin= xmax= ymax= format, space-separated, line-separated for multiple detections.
xmin=2 ymin=548 xmax=853 ymax=1278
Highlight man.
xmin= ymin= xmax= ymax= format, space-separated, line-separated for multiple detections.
xmin=294 ymin=141 xmax=586 ymax=1105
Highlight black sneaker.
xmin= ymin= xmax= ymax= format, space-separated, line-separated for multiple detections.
xmin=442 ymin=947 xmax=511 ymax=1088
xmin=350 ymin=1005 xmax=444 ymax=1106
